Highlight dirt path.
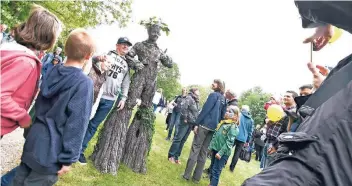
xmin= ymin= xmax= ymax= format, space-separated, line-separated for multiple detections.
xmin=1 ymin=128 xmax=25 ymax=174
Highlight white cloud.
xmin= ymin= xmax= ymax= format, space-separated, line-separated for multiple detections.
xmin=87 ymin=0 xmax=352 ymax=95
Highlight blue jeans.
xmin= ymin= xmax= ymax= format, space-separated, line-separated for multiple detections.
xmin=209 ymin=150 xmax=229 ymax=186
xmin=261 ymin=142 xmax=272 ymax=168
xmin=81 ymin=98 xmax=115 ymax=154
xmin=1 ymin=167 xmax=17 ymax=186
xmin=167 ymin=111 xmax=180 ymax=139
xmin=168 ymin=121 xmax=192 ymax=160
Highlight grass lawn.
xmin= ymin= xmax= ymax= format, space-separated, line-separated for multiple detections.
xmin=57 ymin=113 xmax=260 ymax=186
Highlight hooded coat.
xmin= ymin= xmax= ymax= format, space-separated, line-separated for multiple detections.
xmin=21 ymin=64 xmax=93 ymax=174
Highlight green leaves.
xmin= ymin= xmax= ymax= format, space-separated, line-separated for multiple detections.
xmin=139 ymin=17 xmax=171 ymax=36
xmin=1 ymin=1 xmax=132 ymax=50
xmin=157 ymin=63 xmax=182 ymax=101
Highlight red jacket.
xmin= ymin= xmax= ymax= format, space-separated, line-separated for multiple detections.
xmin=1 ymin=43 xmax=41 ymax=136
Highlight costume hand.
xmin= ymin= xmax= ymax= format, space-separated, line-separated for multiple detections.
xmin=57 ymin=165 xmax=71 ymax=176
xmin=117 ymin=100 xmax=125 ymax=111
xmin=134 ymin=62 xmax=144 ymax=71
xmin=303 ymin=24 xmax=333 ymax=51
xmin=215 ymin=153 xmax=221 ymax=160
xmin=193 ymin=126 xmax=198 ymax=135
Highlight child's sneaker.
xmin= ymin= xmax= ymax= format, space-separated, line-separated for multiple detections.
xmin=79 ymin=154 xmax=87 ymax=165
xmin=175 ymin=160 xmax=181 ymax=165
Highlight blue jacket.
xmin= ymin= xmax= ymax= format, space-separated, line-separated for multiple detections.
xmin=196 ymin=91 xmax=226 ymax=130
xmin=236 ymin=110 xmax=254 ymax=143
xmin=41 ymin=53 xmax=63 ymax=66
xmin=22 ymin=65 xmax=93 ymax=174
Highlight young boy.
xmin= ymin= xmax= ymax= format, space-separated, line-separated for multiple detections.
xmin=11 ymin=28 xmax=95 ymax=186
xmin=208 ymin=105 xmax=240 ymax=186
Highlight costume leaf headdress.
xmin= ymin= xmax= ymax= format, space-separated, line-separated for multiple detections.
xmin=139 ymin=16 xmax=170 ymax=36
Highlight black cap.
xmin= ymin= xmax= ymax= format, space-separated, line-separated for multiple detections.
xmin=117 ymin=37 xmax=132 ymax=46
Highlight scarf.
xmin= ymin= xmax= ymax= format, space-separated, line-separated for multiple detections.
xmin=215 ymin=119 xmax=235 ymax=131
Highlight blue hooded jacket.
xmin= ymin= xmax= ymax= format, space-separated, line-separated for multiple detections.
xmin=196 ymin=91 xmax=226 ymax=130
xmin=236 ymin=110 xmax=254 ymax=143
xmin=21 ymin=65 xmax=93 ymax=174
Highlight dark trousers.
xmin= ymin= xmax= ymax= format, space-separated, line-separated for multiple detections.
xmin=229 ymin=139 xmax=245 ymax=170
xmin=255 ymin=144 xmax=264 ymax=161
xmin=165 ymin=113 xmax=172 ymax=130
xmin=184 ymin=126 xmax=214 ymax=182
xmin=10 ymin=163 xmax=58 ymax=186
xmin=81 ymin=98 xmax=115 ymax=154
xmin=168 ymin=121 xmax=192 ymax=160
xmin=209 ymin=150 xmax=229 ymax=186
xmin=1 ymin=167 xmax=17 ymax=186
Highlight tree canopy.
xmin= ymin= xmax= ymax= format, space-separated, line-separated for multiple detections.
xmin=1 ymin=0 xmax=132 ymax=49
xmin=238 ymin=86 xmax=271 ymax=126
xmin=157 ymin=63 xmax=182 ymax=101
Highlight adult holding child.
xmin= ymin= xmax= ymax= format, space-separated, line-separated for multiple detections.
xmin=78 ymin=37 xmax=132 ymax=164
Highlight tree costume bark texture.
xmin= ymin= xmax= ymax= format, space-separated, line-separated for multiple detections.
xmin=122 ymin=25 xmax=173 ymax=174
xmin=91 ymin=24 xmax=173 ymax=175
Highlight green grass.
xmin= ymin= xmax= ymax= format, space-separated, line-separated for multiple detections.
xmin=57 ymin=114 xmax=260 ymax=186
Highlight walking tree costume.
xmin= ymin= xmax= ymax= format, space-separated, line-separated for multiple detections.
xmin=91 ymin=17 xmax=173 ymax=175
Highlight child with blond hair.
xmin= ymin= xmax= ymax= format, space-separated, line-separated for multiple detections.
xmin=11 ymin=28 xmax=96 ymax=186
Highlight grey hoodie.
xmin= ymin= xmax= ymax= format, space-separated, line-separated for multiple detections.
xmin=99 ymin=50 xmax=130 ymax=101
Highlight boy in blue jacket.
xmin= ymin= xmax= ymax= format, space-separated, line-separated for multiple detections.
xmin=11 ymin=28 xmax=95 ymax=186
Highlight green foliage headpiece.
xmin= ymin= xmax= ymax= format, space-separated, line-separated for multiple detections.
xmin=139 ymin=16 xmax=170 ymax=36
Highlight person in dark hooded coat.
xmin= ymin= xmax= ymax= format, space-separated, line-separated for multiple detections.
xmin=242 ymin=1 xmax=352 ymax=186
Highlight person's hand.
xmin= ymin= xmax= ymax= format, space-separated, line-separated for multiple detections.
xmin=316 ymin=65 xmax=330 ymax=76
xmin=303 ymin=24 xmax=334 ymax=51
xmin=57 ymin=165 xmax=71 ymax=176
xmin=307 ymin=62 xmax=326 ymax=89
xmin=19 ymin=118 xmax=32 ymax=128
xmin=184 ymin=120 xmax=187 ymax=123
xmin=215 ymin=153 xmax=221 ymax=160
xmin=193 ymin=126 xmax=198 ymax=135
xmin=96 ymin=55 xmax=107 ymax=62
xmin=244 ymin=143 xmax=249 ymax=147
xmin=267 ymin=147 xmax=277 ymax=155
xmin=117 ymin=100 xmax=125 ymax=111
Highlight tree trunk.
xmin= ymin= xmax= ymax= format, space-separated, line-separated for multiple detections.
xmin=122 ymin=107 xmax=155 ymax=174
xmin=90 ymin=106 xmax=132 ymax=175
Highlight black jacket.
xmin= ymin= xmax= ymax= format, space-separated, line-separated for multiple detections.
xmin=242 ymin=2 xmax=352 ymax=186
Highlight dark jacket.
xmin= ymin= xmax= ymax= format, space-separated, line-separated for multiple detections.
xmin=173 ymin=95 xmax=187 ymax=113
xmin=196 ymin=91 xmax=226 ymax=130
xmin=252 ymin=129 xmax=264 ymax=147
xmin=22 ymin=65 xmax=93 ymax=174
xmin=236 ymin=111 xmax=254 ymax=143
xmin=227 ymin=98 xmax=238 ymax=107
xmin=180 ymin=92 xmax=200 ymax=125
xmin=242 ymin=2 xmax=352 ymax=185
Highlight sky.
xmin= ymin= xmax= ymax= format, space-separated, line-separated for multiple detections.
xmin=87 ymin=0 xmax=352 ymax=96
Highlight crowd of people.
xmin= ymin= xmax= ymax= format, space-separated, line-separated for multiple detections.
xmin=1 ymin=1 xmax=352 ymax=186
